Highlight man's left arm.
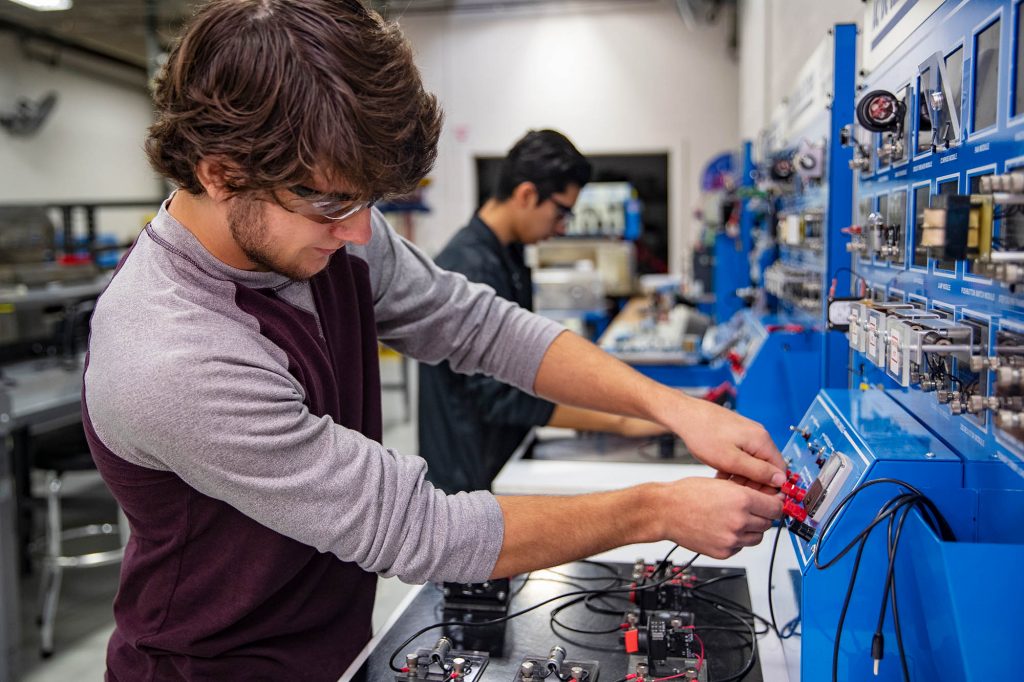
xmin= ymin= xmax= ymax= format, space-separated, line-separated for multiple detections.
xmin=361 ymin=212 xmax=785 ymax=484
xmin=532 ymin=331 xmax=787 ymax=487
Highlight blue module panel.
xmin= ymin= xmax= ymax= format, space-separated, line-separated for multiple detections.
xmin=849 ymin=0 xmax=1024 ymax=486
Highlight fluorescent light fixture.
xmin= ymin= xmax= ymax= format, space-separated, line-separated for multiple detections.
xmin=7 ymin=0 xmax=73 ymax=11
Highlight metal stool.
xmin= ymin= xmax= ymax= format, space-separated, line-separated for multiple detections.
xmin=31 ymin=422 xmax=126 ymax=658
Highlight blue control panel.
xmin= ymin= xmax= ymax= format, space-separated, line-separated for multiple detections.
xmin=778 ymin=388 xmax=1022 ymax=681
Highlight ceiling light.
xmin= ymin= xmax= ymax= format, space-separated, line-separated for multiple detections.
xmin=7 ymin=0 xmax=73 ymax=11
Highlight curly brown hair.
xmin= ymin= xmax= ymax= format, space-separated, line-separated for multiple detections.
xmin=146 ymin=0 xmax=442 ymax=199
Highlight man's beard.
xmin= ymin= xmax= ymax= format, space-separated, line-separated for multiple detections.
xmin=227 ymin=195 xmax=319 ymax=281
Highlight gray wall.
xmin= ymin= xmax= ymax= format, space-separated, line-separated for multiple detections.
xmin=0 ymin=33 xmax=163 ymax=243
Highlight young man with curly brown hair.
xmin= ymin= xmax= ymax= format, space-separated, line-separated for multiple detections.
xmin=83 ymin=1 xmax=786 ymax=678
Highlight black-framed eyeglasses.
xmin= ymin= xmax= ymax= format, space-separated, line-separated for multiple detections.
xmin=276 ymin=184 xmax=378 ymax=223
xmin=549 ymin=197 xmax=574 ymax=224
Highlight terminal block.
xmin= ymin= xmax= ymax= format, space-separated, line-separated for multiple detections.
xmin=992 ymin=332 xmax=1024 ymax=441
xmin=441 ymin=579 xmax=511 ymax=656
xmin=794 ymin=139 xmax=825 ymax=184
xmin=629 ymin=559 xmax=696 ymax=613
xmin=514 ymin=647 xmax=598 ymax=682
xmin=973 ymin=174 xmax=1024 ymax=285
xmin=915 ymin=175 xmax=1024 ymax=284
xmin=442 ymin=579 xmax=510 ymax=613
xmin=776 ymin=209 xmax=824 ymax=250
xmin=864 ymin=211 xmax=902 ymax=260
xmin=397 ymin=637 xmax=489 ymax=682
xmin=848 ymin=302 xmax=912 ymax=356
xmin=623 ymin=611 xmax=708 ymax=682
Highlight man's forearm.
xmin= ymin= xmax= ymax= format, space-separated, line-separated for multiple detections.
xmin=490 ymin=484 xmax=664 ymax=578
xmin=548 ymin=404 xmax=628 ymax=432
xmin=531 ymin=330 xmax=787 ymax=485
xmin=533 ymin=331 xmax=683 ymax=425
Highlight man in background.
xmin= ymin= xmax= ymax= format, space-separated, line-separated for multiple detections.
xmin=419 ymin=130 xmax=666 ymax=493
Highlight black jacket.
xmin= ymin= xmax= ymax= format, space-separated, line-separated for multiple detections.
xmin=417 ymin=215 xmax=555 ymax=493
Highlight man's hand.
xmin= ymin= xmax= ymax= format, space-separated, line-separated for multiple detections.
xmin=658 ymin=395 xmax=787 ymax=489
xmin=655 ymin=477 xmax=783 ymax=559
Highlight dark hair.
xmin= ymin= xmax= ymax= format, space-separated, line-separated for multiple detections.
xmin=146 ymin=0 xmax=443 ymax=199
xmin=493 ymin=129 xmax=591 ymax=202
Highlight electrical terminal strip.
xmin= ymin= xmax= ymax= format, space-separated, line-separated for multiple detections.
xmin=515 ymin=646 xmax=597 ymax=682
xmin=397 ymin=637 xmax=489 ymax=682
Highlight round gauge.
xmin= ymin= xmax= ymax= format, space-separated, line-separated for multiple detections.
xmin=856 ymin=90 xmax=905 ymax=133
xmin=771 ymin=157 xmax=795 ymax=181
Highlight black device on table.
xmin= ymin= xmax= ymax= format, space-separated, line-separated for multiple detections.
xmin=357 ymin=558 xmax=763 ymax=682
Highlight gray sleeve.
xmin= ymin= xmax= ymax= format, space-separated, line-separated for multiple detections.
xmin=86 ymin=343 xmax=505 ymax=585
xmin=356 ymin=210 xmax=566 ymax=395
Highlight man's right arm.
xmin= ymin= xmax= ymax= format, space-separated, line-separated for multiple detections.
xmin=491 ymin=477 xmax=781 ymax=577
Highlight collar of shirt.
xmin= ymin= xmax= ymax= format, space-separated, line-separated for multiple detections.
xmin=148 ymin=194 xmax=293 ymax=291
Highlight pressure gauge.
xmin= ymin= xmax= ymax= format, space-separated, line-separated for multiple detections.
xmin=856 ymin=89 xmax=906 ymax=133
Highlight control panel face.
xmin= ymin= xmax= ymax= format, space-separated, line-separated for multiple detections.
xmin=780 ymin=389 xmax=959 ymax=569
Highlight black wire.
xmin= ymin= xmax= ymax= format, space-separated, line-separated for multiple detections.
xmin=690 ymin=585 xmax=773 ymax=636
xmin=386 ymin=565 xmax=685 ymax=672
xmin=549 ymin=600 xmax=624 ymax=635
xmin=511 ymin=572 xmax=532 ymax=599
xmin=551 ymin=550 xmax=699 ymax=643
xmin=886 ymin=506 xmax=912 ymax=682
xmin=643 ymin=544 xmax=682 ymax=585
xmin=823 ymin=489 xmax=912 ymax=682
xmin=767 ymin=522 xmax=785 ymax=639
xmin=582 ymin=591 xmax=630 ymax=616
xmin=688 ymin=572 xmax=745 ymax=590
xmin=544 ymin=557 xmax=622 ymax=577
xmin=779 ymin=615 xmax=801 ymax=639
xmin=547 ymin=574 xmax=629 ymax=636
xmin=890 ymin=574 xmax=907 ymax=680
xmin=832 ymin=266 xmax=869 ymax=287
xmin=814 ymin=479 xmax=955 ymax=682
xmin=830 ymin=531 xmax=869 ymax=682
xmin=689 ymin=592 xmax=759 ymax=682
xmin=814 ymin=479 xmax=927 ymax=569
xmin=577 ymin=559 xmax=627 ymax=576
xmin=547 ymin=616 xmax=625 ymax=653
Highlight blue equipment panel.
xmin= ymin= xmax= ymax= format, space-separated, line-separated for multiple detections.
xmin=759 ymin=24 xmax=856 ymax=359
xmin=846 ymin=0 xmax=1024 ymax=484
xmin=780 ymin=389 xmax=1023 ymax=681
xmin=729 ymin=310 xmax=822 ymax=447
xmin=776 ymin=4 xmax=1024 ymax=680
xmin=712 ymin=142 xmax=757 ymax=323
xmin=724 ymin=25 xmax=857 ymax=446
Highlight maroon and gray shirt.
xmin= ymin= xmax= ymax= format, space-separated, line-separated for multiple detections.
xmin=83 ymin=198 xmax=564 ymax=680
